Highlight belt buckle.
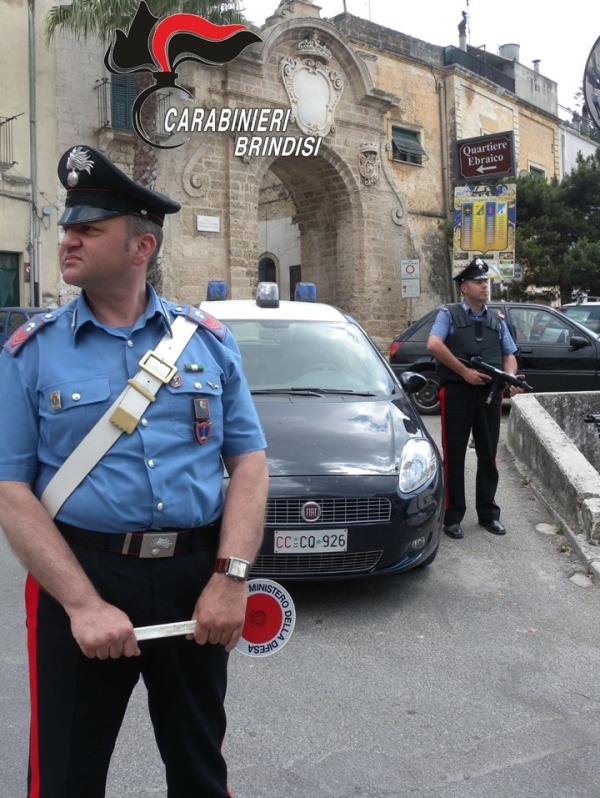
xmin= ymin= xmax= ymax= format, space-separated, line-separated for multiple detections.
xmin=139 ymin=532 xmax=178 ymax=558
xmin=139 ymin=350 xmax=178 ymax=384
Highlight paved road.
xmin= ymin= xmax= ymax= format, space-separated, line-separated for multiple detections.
xmin=2 ymin=411 xmax=600 ymax=798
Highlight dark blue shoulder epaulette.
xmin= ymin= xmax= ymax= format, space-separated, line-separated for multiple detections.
xmin=184 ymin=307 xmax=227 ymax=341
xmin=3 ymin=312 xmax=56 ymax=356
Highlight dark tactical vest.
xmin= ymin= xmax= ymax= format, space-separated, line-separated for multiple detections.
xmin=436 ymin=304 xmax=503 ymax=385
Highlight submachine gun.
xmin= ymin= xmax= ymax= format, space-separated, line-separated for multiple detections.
xmin=462 ymin=356 xmax=534 ymax=404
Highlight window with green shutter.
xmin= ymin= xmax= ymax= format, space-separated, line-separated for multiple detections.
xmin=529 ymin=165 xmax=546 ymax=179
xmin=391 ymin=127 xmax=428 ymax=165
xmin=0 ymin=252 xmax=19 ymax=306
xmin=111 ymin=74 xmax=137 ymax=130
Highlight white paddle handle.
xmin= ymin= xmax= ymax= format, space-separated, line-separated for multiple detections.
xmin=134 ymin=620 xmax=197 ymax=641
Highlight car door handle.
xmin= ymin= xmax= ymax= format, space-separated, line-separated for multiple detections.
xmin=519 ymin=347 xmax=533 ymax=353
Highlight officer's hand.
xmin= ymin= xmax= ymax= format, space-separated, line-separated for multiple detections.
xmin=508 ymin=375 xmax=526 ymax=397
xmin=463 ymin=368 xmax=491 ymax=386
xmin=189 ymin=574 xmax=247 ymax=652
xmin=69 ymin=599 xmax=140 ymax=660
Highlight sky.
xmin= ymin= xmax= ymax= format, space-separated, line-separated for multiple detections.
xmin=240 ymin=0 xmax=600 ymax=116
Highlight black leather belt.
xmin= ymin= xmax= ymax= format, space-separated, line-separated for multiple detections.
xmin=56 ymin=520 xmax=220 ymax=558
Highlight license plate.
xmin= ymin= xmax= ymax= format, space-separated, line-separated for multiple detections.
xmin=274 ymin=530 xmax=348 ymax=553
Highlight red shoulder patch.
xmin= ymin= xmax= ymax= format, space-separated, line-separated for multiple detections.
xmin=185 ymin=307 xmax=227 ymax=341
xmin=3 ymin=315 xmax=48 ymax=355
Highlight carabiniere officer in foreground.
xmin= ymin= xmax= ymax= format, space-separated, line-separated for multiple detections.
xmin=0 ymin=144 xmax=269 ymax=798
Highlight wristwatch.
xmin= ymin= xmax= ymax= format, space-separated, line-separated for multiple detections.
xmin=213 ymin=557 xmax=251 ymax=581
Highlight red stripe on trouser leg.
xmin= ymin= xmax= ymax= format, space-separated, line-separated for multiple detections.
xmin=25 ymin=574 xmax=41 ymax=798
xmin=224 ymin=733 xmax=231 ymax=797
xmin=439 ymin=386 xmax=451 ymax=511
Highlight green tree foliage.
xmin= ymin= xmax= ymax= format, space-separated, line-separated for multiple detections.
xmin=46 ymin=0 xmax=244 ymax=44
xmin=516 ymin=149 xmax=600 ymax=303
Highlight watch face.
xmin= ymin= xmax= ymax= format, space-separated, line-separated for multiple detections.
xmin=229 ymin=558 xmax=249 ymax=579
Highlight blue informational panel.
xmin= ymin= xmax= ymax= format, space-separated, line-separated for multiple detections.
xmin=453 ymin=183 xmax=517 ymax=281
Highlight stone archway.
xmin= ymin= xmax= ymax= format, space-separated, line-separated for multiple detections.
xmin=264 ymin=146 xmax=365 ymax=311
xmin=165 ymin=1 xmax=405 ymax=344
xmin=222 ymin=134 xmax=367 ymax=316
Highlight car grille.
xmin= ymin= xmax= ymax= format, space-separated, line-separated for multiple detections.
xmin=253 ymin=551 xmax=383 ymax=575
xmin=265 ymin=498 xmax=392 ymax=526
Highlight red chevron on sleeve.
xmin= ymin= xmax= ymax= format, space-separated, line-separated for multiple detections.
xmin=3 ymin=316 xmax=47 ymax=355
xmin=186 ymin=307 xmax=227 ymax=340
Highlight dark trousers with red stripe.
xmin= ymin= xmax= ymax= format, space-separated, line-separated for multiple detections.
xmin=440 ymin=382 xmax=503 ymax=526
xmin=25 ymin=545 xmax=229 ymax=798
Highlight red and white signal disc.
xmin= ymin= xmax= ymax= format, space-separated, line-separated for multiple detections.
xmin=236 ymin=579 xmax=296 ymax=657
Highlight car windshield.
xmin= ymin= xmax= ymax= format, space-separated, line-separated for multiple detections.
xmin=225 ymin=320 xmax=395 ymax=395
xmin=561 ymin=305 xmax=600 ymax=334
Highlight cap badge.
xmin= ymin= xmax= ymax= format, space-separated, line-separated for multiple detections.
xmin=66 ymin=146 xmax=95 ymax=187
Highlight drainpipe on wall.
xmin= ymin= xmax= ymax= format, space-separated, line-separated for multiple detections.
xmin=436 ymin=75 xmax=456 ymax=299
xmin=28 ymin=0 xmax=40 ymax=306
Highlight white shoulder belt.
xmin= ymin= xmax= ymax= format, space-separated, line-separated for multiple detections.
xmin=41 ymin=315 xmax=199 ymax=519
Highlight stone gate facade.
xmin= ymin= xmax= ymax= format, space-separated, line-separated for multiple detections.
xmin=154 ymin=0 xmax=418 ymax=347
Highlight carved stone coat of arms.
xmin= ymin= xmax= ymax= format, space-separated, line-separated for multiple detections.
xmin=280 ymin=33 xmax=344 ymax=138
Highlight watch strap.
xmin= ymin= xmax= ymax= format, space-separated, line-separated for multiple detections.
xmin=214 ymin=557 xmax=250 ymax=579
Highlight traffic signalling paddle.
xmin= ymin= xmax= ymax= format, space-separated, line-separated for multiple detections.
xmin=134 ymin=579 xmax=296 ymax=656
xmin=235 ymin=579 xmax=295 ymax=657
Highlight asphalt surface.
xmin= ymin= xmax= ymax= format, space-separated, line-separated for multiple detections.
xmin=2 ymin=410 xmax=600 ymax=798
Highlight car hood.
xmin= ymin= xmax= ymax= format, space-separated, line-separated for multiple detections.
xmin=253 ymin=394 xmax=424 ymax=477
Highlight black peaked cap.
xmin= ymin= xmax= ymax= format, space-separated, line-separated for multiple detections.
xmin=58 ymin=145 xmax=180 ymax=227
xmin=453 ymin=257 xmax=489 ymax=284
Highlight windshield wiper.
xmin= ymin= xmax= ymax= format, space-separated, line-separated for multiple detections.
xmin=251 ymin=388 xmax=324 ymax=396
xmin=305 ymin=388 xmax=377 ymax=396
xmin=251 ymin=387 xmax=376 ymax=396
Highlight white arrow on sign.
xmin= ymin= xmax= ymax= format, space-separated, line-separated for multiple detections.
xmin=476 ymin=164 xmax=499 ymax=174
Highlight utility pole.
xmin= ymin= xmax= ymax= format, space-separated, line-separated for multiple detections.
xmin=466 ymin=0 xmax=471 ymax=43
xmin=28 ymin=0 xmax=40 ymax=305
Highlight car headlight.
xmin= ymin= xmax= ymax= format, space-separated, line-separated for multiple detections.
xmin=399 ymin=437 xmax=437 ymax=493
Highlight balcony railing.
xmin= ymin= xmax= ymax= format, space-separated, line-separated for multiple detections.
xmin=0 ymin=115 xmax=19 ymax=172
xmin=94 ymin=77 xmax=173 ymax=137
xmin=444 ymin=47 xmax=515 ymax=94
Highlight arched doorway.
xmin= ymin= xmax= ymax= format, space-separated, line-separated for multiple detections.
xmin=255 ymin=145 xmax=364 ymax=310
xmin=258 ymin=256 xmax=277 ymax=282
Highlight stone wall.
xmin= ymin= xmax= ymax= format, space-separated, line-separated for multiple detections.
xmin=507 ymin=392 xmax=600 ymax=545
xmin=535 ymin=392 xmax=600 ymax=472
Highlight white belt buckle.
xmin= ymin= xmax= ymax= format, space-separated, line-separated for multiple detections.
xmin=139 ymin=350 xmax=178 ymax=384
xmin=139 ymin=532 xmax=178 ymax=558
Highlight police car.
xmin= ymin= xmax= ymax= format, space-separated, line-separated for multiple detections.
xmin=201 ymin=282 xmax=443 ymax=580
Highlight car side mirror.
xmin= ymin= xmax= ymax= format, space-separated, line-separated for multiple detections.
xmin=569 ymin=336 xmax=590 ymax=351
xmin=400 ymin=371 xmax=427 ymax=395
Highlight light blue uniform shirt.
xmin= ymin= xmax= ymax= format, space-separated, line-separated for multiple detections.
xmin=0 ymin=286 xmax=266 ymax=532
xmin=429 ymin=300 xmax=518 ymax=356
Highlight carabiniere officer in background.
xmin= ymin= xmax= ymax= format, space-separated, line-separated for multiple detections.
xmin=0 ymin=144 xmax=269 ymax=798
xmin=427 ymin=257 xmax=523 ymax=540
